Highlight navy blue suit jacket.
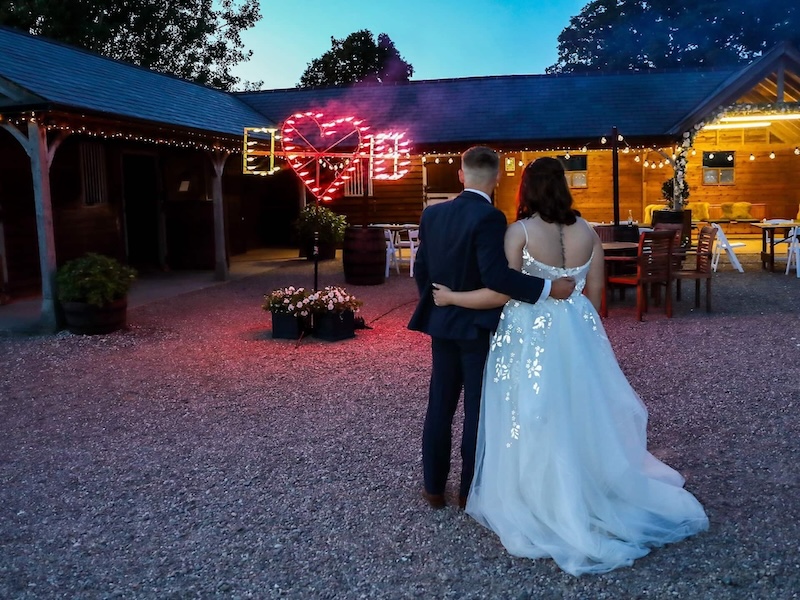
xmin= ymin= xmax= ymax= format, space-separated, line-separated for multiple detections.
xmin=408 ymin=191 xmax=545 ymax=340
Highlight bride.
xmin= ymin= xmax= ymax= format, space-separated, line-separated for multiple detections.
xmin=432 ymin=157 xmax=708 ymax=576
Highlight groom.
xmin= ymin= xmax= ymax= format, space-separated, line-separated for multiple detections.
xmin=408 ymin=146 xmax=575 ymax=509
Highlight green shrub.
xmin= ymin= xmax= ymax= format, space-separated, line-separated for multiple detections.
xmin=293 ymin=205 xmax=348 ymax=244
xmin=56 ymin=253 xmax=137 ymax=307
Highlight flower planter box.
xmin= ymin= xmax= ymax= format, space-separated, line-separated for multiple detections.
xmin=271 ymin=312 xmax=306 ymax=340
xmin=313 ymin=310 xmax=355 ymax=342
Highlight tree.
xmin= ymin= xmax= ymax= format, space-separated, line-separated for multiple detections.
xmin=298 ymin=30 xmax=413 ymax=88
xmin=547 ymin=0 xmax=800 ymax=73
xmin=0 ymin=0 xmax=261 ymax=90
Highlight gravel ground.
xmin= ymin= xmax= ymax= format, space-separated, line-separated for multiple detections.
xmin=0 ymin=255 xmax=798 ymax=599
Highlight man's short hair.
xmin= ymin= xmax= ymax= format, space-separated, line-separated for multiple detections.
xmin=461 ymin=146 xmax=499 ymax=175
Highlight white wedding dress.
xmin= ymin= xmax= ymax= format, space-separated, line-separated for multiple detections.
xmin=466 ymin=236 xmax=709 ymax=576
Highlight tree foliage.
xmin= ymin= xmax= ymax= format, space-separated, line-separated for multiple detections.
xmin=548 ymin=0 xmax=800 ymax=73
xmin=0 ymin=0 xmax=262 ymax=90
xmin=298 ymin=29 xmax=413 ymax=88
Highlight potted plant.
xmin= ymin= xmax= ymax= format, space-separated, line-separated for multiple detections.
xmin=262 ymin=286 xmax=313 ymax=339
xmin=293 ymin=205 xmax=348 ymax=260
xmin=308 ymin=285 xmax=363 ymax=341
xmin=655 ymin=178 xmax=693 ymax=248
xmin=56 ymin=253 xmax=137 ymax=334
xmin=661 ymin=178 xmax=690 ymax=210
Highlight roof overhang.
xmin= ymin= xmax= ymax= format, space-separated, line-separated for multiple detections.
xmin=668 ymin=42 xmax=800 ymax=136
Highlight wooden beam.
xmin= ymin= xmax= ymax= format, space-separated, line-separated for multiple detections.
xmin=208 ymin=150 xmax=230 ymax=281
xmin=27 ymin=122 xmax=59 ymax=331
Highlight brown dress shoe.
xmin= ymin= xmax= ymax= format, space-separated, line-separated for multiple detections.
xmin=458 ymin=496 xmax=467 ymax=510
xmin=421 ymin=490 xmax=446 ymax=509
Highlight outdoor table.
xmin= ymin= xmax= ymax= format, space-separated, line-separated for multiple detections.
xmin=602 ymin=241 xmax=639 ymax=252
xmin=750 ymin=221 xmax=799 ymax=271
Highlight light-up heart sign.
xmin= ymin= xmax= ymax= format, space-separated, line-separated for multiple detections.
xmin=281 ymin=112 xmax=370 ymax=202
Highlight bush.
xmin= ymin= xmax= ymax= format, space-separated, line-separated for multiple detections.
xmin=293 ymin=205 xmax=348 ymax=244
xmin=56 ymin=253 xmax=137 ymax=307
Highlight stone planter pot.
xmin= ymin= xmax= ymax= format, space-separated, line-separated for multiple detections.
xmin=61 ymin=298 xmax=128 ymax=335
xmin=312 ymin=310 xmax=355 ymax=342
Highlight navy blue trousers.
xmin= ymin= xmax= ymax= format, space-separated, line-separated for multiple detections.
xmin=423 ymin=332 xmax=491 ymax=499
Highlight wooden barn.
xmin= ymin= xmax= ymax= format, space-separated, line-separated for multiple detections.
xmin=1 ymin=24 xmax=799 ymax=330
xmin=237 ymin=41 xmax=800 ymax=230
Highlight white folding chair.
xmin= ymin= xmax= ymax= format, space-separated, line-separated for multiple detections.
xmin=710 ymin=223 xmax=745 ymax=273
xmin=406 ymin=229 xmax=419 ymax=277
xmin=394 ymin=227 xmax=419 ymax=276
xmin=784 ymin=227 xmax=799 ymax=277
xmin=384 ymin=229 xmax=400 ymax=277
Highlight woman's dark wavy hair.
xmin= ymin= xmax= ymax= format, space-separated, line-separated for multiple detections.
xmin=516 ymin=157 xmax=577 ymax=225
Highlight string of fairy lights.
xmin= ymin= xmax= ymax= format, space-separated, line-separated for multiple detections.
xmin=0 ymin=111 xmax=241 ymax=152
xmin=419 ymin=131 xmax=800 ymax=171
xmin=3 ymin=108 xmax=800 ymax=172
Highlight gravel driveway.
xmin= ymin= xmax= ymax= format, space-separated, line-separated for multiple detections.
xmin=1 ymin=255 xmax=798 ymax=599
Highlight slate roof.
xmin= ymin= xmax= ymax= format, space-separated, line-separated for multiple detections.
xmin=0 ymin=26 xmax=271 ymax=137
xmin=236 ymin=68 xmax=740 ymax=148
xmin=0 ymin=24 xmax=786 ymax=148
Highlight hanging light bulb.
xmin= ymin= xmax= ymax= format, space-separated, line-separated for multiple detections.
xmin=581 ymin=146 xmax=587 ymax=153
xmin=750 ymin=154 xmax=755 ymax=161
xmin=564 ymin=152 xmax=571 ymax=160
xmin=617 ymin=134 xmax=624 ymax=142
xmin=434 ymin=157 xmax=440 ymax=164
xmin=795 ymin=147 xmax=800 ymax=155
xmin=650 ymin=163 xmax=657 ymax=169
xmin=643 ymin=160 xmax=650 ymax=167
xmin=769 ymin=151 xmax=776 ymax=159
xmin=634 ymin=155 xmax=641 ymax=163
xmin=658 ymin=161 xmax=664 ymax=168
xmin=622 ymin=147 xmax=630 ymax=154
xmin=448 ymin=157 xmax=454 ymax=164
xmin=518 ymin=160 xmax=524 ymax=167
xmin=421 ymin=156 xmax=427 ymax=163
xmin=708 ymin=153 xmax=715 ymax=159
xmin=727 ymin=154 xmax=733 ymax=162
xmin=691 ymin=149 xmax=697 ymax=156
xmin=600 ymin=136 xmax=607 ymax=144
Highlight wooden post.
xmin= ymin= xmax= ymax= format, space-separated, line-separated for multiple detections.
xmin=612 ymin=126 xmax=620 ymax=226
xmin=1 ymin=121 xmax=65 ymax=331
xmin=208 ymin=150 xmax=230 ymax=281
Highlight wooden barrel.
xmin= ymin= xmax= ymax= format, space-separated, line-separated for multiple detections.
xmin=61 ymin=298 xmax=128 ymax=334
xmin=343 ymin=227 xmax=386 ymax=286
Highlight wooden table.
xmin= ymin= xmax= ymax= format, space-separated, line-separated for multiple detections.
xmin=602 ymin=242 xmax=639 ymax=252
xmin=750 ymin=221 xmax=799 ymax=271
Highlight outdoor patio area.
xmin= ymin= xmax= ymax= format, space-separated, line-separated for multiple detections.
xmin=0 ymin=250 xmax=797 ymax=598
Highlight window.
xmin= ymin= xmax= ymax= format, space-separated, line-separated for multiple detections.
xmin=424 ymin=157 xmax=461 ymax=194
xmin=702 ymin=151 xmax=735 ymax=185
xmin=343 ymin=159 xmax=363 ymax=197
xmin=557 ymin=155 xmax=588 ymax=188
xmin=80 ymin=142 xmax=108 ymax=205
xmin=343 ymin=158 xmax=373 ymax=197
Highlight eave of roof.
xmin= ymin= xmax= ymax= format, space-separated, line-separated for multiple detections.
xmin=0 ymin=25 xmax=274 ymax=138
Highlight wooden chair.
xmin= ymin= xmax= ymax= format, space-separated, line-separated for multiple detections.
xmin=674 ymin=225 xmax=717 ymax=311
xmin=652 ymin=209 xmax=692 ymax=249
xmin=603 ymin=229 xmax=674 ymax=321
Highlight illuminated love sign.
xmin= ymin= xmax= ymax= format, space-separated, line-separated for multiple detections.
xmin=280 ymin=112 xmax=411 ymax=202
xmin=281 ymin=112 xmax=368 ymax=202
